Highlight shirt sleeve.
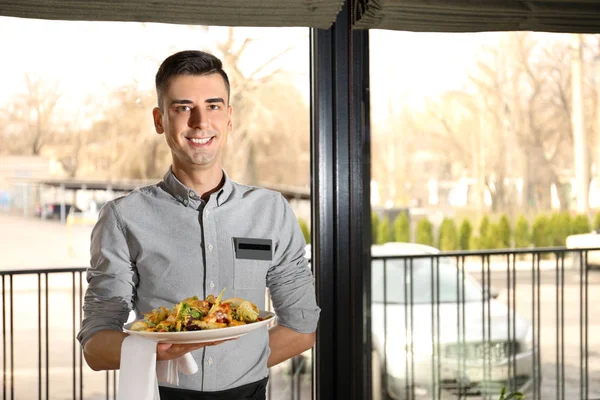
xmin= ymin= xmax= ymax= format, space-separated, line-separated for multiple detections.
xmin=266 ymin=194 xmax=320 ymax=334
xmin=76 ymin=201 xmax=138 ymax=346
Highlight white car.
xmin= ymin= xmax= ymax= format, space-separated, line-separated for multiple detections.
xmin=566 ymin=229 xmax=600 ymax=267
xmin=304 ymin=242 xmax=536 ymax=399
xmin=370 ymin=242 xmax=535 ymax=399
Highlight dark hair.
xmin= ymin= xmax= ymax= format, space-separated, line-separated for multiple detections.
xmin=155 ymin=50 xmax=230 ymax=109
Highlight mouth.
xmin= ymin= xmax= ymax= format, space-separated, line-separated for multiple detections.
xmin=187 ymin=136 xmax=215 ymax=147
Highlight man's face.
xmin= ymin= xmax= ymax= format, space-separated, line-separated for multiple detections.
xmin=153 ymin=73 xmax=232 ymax=172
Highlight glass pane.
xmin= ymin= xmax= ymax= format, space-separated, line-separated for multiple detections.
xmin=0 ymin=16 xmax=311 ymax=399
xmin=369 ymin=29 xmax=600 ymax=400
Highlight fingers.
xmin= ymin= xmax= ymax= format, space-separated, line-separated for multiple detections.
xmin=157 ymin=343 xmax=173 ymax=352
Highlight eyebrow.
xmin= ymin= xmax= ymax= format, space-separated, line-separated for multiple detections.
xmin=169 ymin=99 xmax=193 ymax=106
xmin=205 ymin=97 xmax=225 ymax=104
xmin=169 ymin=98 xmax=225 ymax=106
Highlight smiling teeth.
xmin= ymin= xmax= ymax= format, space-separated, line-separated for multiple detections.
xmin=190 ymin=137 xmax=211 ymax=144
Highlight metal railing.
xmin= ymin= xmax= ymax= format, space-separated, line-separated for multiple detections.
xmin=2 ymin=247 xmax=598 ymax=399
xmin=0 ymin=267 xmax=306 ymax=400
xmin=371 ymin=246 xmax=599 ymax=400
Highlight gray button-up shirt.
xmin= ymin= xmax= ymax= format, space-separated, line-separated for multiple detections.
xmin=77 ymin=168 xmax=320 ymax=391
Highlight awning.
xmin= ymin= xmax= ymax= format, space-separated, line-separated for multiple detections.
xmin=0 ymin=0 xmax=344 ymax=29
xmin=2 ymin=0 xmax=600 ymax=33
xmin=354 ymin=0 xmax=600 ymax=33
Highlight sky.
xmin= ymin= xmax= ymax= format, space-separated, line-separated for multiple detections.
xmin=0 ymin=17 xmax=308 ymax=105
xmin=0 ymin=16 xmax=563 ymax=126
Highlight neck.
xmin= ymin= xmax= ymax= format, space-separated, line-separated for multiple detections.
xmin=171 ymin=163 xmax=224 ymax=202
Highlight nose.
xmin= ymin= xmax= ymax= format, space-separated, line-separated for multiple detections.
xmin=188 ymin=107 xmax=210 ymax=129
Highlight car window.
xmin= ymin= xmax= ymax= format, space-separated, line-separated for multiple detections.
xmin=371 ymin=259 xmax=483 ymax=304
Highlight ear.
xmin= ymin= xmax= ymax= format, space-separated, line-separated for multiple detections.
xmin=152 ymin=107 xmax=164 ymax=134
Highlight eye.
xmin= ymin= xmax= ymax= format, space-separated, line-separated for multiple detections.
xmin=208 ymin=104 xmax=221 ymax=111
xmin=175 ymin=105 xmax=191 ymax=112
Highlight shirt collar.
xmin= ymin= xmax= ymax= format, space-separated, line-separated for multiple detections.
xmin=216 ymin=170 xmax=234 ymax=206
xmin=162 ymin=166 xmax=233 ymax=207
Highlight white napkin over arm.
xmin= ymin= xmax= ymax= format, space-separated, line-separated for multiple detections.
xmin=117 ymin=336 xmax=199 ymax=400
xmin=157 ymin=353 xmax=198 ymax=385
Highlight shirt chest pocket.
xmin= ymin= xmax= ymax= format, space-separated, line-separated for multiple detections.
xmin=232 ymin=237 xmax=272 ymax=290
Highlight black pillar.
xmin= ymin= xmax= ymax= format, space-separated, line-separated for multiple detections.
xmin=310 ymin=1 xmax=371 ymax=398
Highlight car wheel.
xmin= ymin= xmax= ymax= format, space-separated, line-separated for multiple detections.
xmin=372 ymin=350 xmax=393 ymax=400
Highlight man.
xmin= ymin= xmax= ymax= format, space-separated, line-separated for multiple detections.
xmin=77 ymin=50 xmax=320 ymax=400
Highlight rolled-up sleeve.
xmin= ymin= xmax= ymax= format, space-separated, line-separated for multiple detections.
xmin=266 ymin=195 xmax=320 ymax=334
xmin=76 ymin=201 xmax=137 ymax=346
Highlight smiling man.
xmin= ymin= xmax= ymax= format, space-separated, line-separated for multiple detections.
xmin=77 ymin=50 xmax=320 ymax=400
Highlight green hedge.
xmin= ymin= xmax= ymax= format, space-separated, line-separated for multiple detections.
xmin=438 ymin=218 xmax=458 ymax=251
xmin=513 ymin=216 xmax=530 ymax=248
xmin=377 ymin=217 xmax=392 ymax=244
xmin=416 ymin=218 xmax=434 ymax=246
xmin=458 ymin=219 xmax=473 ymax=250
xmin=531 ymin=215 xmax=551 ymax=248
xmin=594 ymin=212 xmax=600 ymax=232
xmin=571 ymin=214 xmax=591 ymax=234
xmin=298 ymin=218 xmax=311 ymax=244
xmin=371 ymin=212 xmax=381 ymax=244
xmin=479 ymin=215 xmax=491 ymax=240
xmin=498 ymin=215 xmax=511 ymax=248
xmin=550 ymin=212 xmax=571 ymax=246
xmin=333 ymin=210 xmax=594 ymax=250
xmin=393 ymin=212 xmax=410 ymax=242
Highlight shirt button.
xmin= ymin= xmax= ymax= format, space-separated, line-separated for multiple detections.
xmin=183 ymin=199 xmax=189 ymax=205
xmin=210 ymin=281 xmax=215 ymax=289
xmin=207 ymin=357 xmax=213 ymax=365
xmin=189 ymin=190 xmax=195 ymax=198
xmin=208 ymin=244 xmax=213 ymax=252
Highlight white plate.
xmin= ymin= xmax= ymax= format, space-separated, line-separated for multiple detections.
xmin=124 ymin=311 xmax=276 ymax=344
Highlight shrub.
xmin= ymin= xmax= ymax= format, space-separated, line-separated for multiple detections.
xmin=371 ymin=212 xmax=381 ymax=244
xmin=377 ymin=217 xmax=392 ymax=244
xmin=472 ymin=215 xmax=494 ymax=250
xmin=498 ymin=215 xmax=512 ymax=248
xmin=298 ymin=218 xmax=311 ymax=244
xmin=438 ymin=218 xmax=459 ymax=251
xmin=594 ymin=212 xmax=600 ymax=231
xmin=458 ymin=219 xmax=473 ymax=250
xmin=513 ymin=215 xmax=530 ymax=249
xmin=415 ymin=218 xmax=434 ymax=246
xmin=531 ymin=215 xmax=551 ymax=248
xmin=480 ymin=223 xmax=501 ymax=249
xmin=469 ymin=235 xmax=480 ymax=250
xmin=571 ymin=214 xmax=591 ymax=235
xmin=393 ymin=212 xmax=410 ymax=242
xmin=549 ymin=212 xmax=571 ymax=246
xmin=479 ymin=215 xmax=491 ymax=239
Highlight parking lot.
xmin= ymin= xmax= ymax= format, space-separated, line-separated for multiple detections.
xmin=1 ymin=213 xmax=599 ymax=399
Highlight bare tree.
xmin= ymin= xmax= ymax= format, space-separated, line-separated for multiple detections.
xmin=379 ymin=102 xmax=454 ymax=207
xmin=501 ymin=32 xmax=573 ymax=211
xmin=53 ymin=126 xmax=85 ymax=178
xmin=413 ymin=32 xmax=585 ymax=213
xmin=6 ymin=73 xmax=61 ymax=155
xmin=87 ymin=84 xmax=169 ymax=180
xmin=467 ymin=48 xmax=520 ymax=212
xmin=417 ymin=90 xmax=490 ymax=210
xmin=214 ymin=28 xmax=309 ymax=186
